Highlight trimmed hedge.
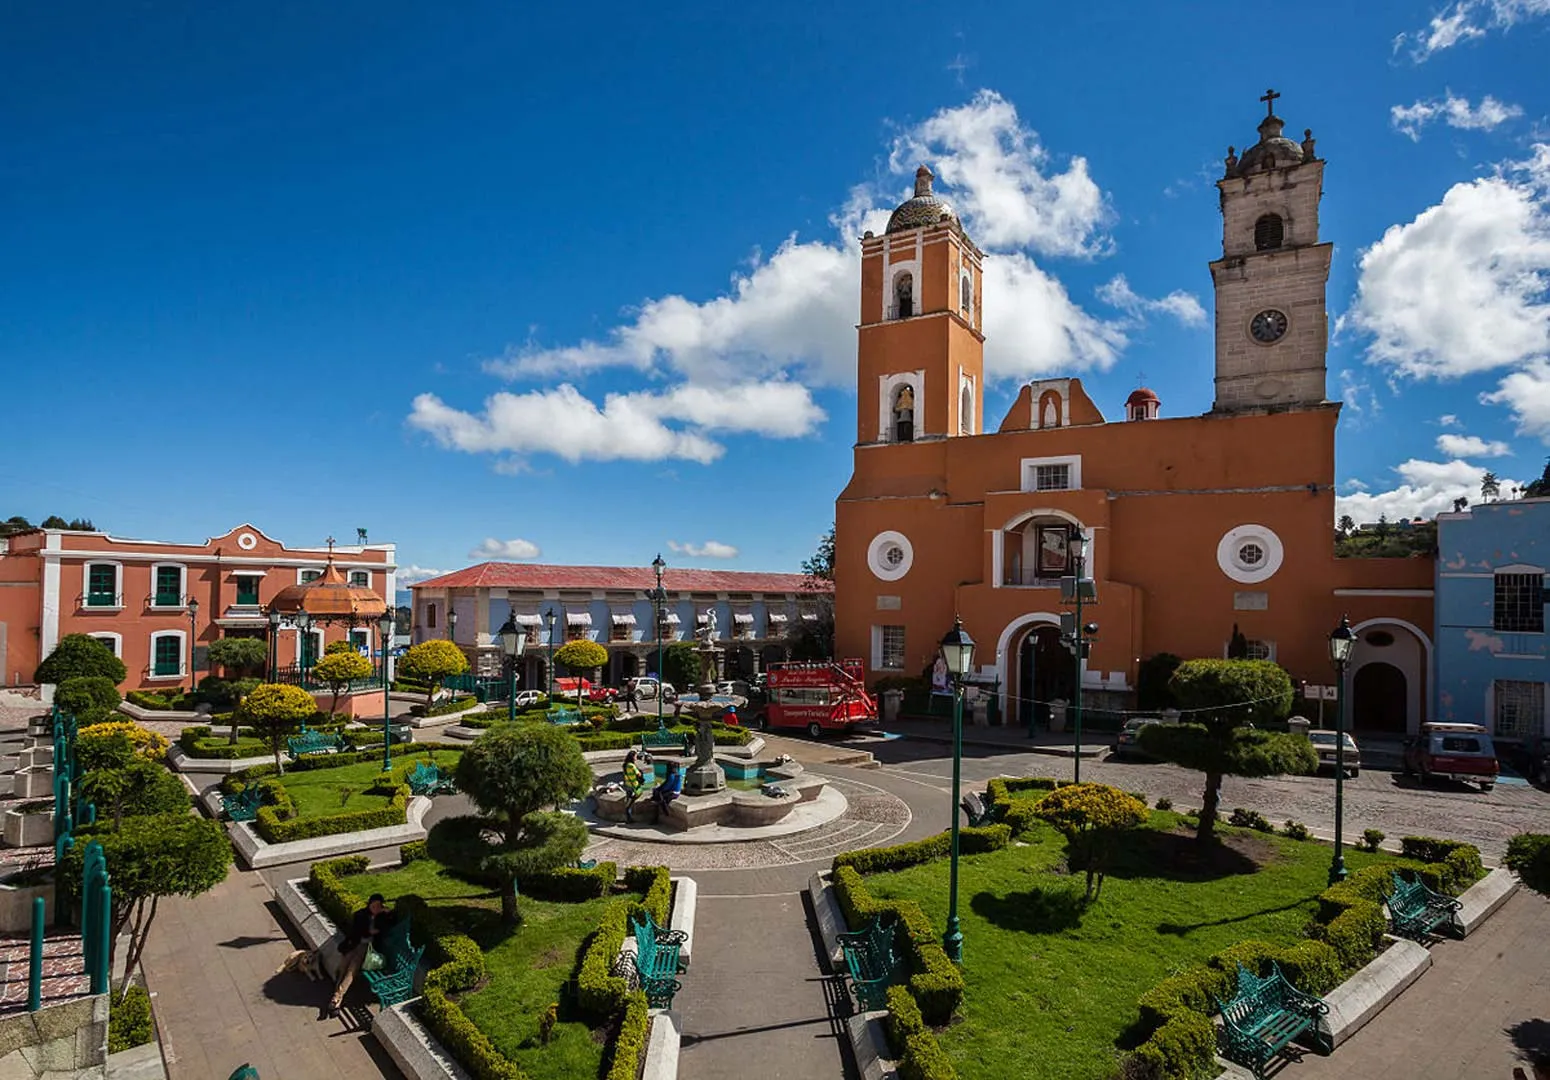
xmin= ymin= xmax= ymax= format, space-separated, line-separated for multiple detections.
xmin=885 ymin=984 xmax=956 ymax=1080
xmin=416 ymin=695 xmax=480 ymax=719
xmin=108 ymin=983 xmax=154 ymax=1053
xmin=604 ymin=991 xmax=652 ymax=1080
xmin=985 ymin=776 xmax=1066 ymax=834
xmin=524 ymin=862 xmax=619 ymax=902
xmin=1400 ymin=835 xmax=1485 ymax=893
xmin=255 ymin=781 xmax=409 ymax=844
xmin=833 ymin=824 xmax=1011 ymax=875
xmin=178 ymin=725 xmax=269 ymax=759
xmin=221 ymin=742 xmax=460 ymax=788
xmin=127 ymin=689 xmax=191 ymax=711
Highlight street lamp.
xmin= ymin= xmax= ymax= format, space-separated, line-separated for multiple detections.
xmin=295 ymin=610 xmax=314 ymax=673
xmin=266 ymin=608 xmax=282 ymax=681
xmin=1060 ymin=530 xmax=1097 ymax=784
xmin=498 ymin=613 xmax=526 ymax=724
xmin=187 ymin=598 xmax=200 ymax=692
xmin=1327 ymin=614 xmax=1356 ymax=885
xmin=938 ymin=615 xmax=975 ymax=965
xmin=378 ymin=612 xmax=395 ymax=772
xmin=448 ymin=607 xmax=458 ymax=643
xmin=545 ymin=607 xmax=557 ymax=701
xmin=652 ymin=554 xmax=667 ymax=731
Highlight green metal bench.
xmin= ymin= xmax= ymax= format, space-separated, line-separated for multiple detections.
xmin=836 ymin=916 xmax=903 ymax=1012
xmin=571 ymin=858 xmax=598 ymax=870
xmin=360 ymin=917 xmax=424 ymax=1009
xmin=285 ymin=730 xmax=342 ymax=759
xmin=549 ymin=706 xmax=584 ymax=726
xmin=1386 ymin=871 xmax=1463 ymax=940
xmin=1216 ymin=961 xmax=1331 ymax=1080
xmin=960 ymin=790 xmax=1000 ymax=827
xmin=406 ymin=761 xmax=456 ymax=796
xmin=221 ymin=787 xmax=262 ymax=823
xmin=629 ymin=910 xmax=686 ymax=1007
xmin=639 ymin=729 xmax=690 ymax=753
xmin=227 ymin=1066 xmax=259 ymax=1080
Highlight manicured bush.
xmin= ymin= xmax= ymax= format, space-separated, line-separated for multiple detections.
xmin=884 ymin=983 xmax=925 ymax=1056
xmin=576 ymin=897 xmax=634 ymax=1017
xmin=832 ymin=825 xmax=1010 ymax=876
xmin=1506 ymin=833 xmax=1550 ymax=895
xmin=36 ymin=633 xmax=126 ymax=686
xmin=523 ymin=862 xmax=618 ymax=902
xmin=1128 ymin=1009 xmax=1216 ymax=1080
xmin=306 ymin=855 xmax=372 ymax=923
xmin=80 ymin=719 xmax=169 ymax=763
xmin=1362 ymin=828 xmax=1386 ymax=853
xmin=57 ymin=676 xmax=122 ymax=725
xmin=831 ymin=864 xmax=965 ymax=1025
xmin=1228 ymin=807 xmax=1273 ymax=833
xmin=1035 ymin=783 xmax=1148 ymax=901
xmin=126 ymin=689 xmax=187 ymax=711
xmin=625 ymin=865 xmax=673 ymax=926
xmin=108 ymin=983 xmax=154 ymax=1053
xmin=1155 ymin=796 xmax=1173 ymax=811
xmin=255 ymin=783 xmax=409 ymax=844
xmin=399 ymin=840 xmax=428 ymax=863
xmin=898 ymin=1030 xmax=958 ymax=1080
xmin=1282 ymin=820 xmax=1311 ymax=841
xmin=603 ymin=991 xmax=652 ymax=1080
xmin=414 ymin=695 xmax=480 ymax=719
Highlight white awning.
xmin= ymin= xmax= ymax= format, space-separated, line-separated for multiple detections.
xmin=695 ymin=613 xmax=710 ymax=625
xmin=611 ymin=613 xmax=637 ymax=626
xmin=567 ymin=611 xmax=592 ymax=627
xmin=732 ymin=612 xmax=754 ymax=626
xmin=513 ymin=614 xmax=542 ymax=627
xmin=766 ymin=612 xmax=788 ymax=624
xmin=659 ymin=612 xmax=682 ymax=625
xmin=802 ymin=613 xmax=819 ymax=622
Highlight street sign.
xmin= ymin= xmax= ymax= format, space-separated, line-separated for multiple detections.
xmin=1059 ymin=577 xmax=1098 ymax=602
xmin=1303 ymin=685 xmax=1337 ymax=701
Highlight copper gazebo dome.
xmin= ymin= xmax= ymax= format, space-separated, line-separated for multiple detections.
xmin=266 ymin=540 xmax=387 ymax=623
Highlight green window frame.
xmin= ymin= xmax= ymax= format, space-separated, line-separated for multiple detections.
xmin=235 ymin=575 xmax=260 ymax=606
xmin=86 ymin=564 xmax=117 ymax=607
xmin=152 ymin=635 xmax=181 ymax=677
xmin=301 ymin=569 xmax=322 ymax=584
xmin=154 ymin=566 xmax=182 ymax=607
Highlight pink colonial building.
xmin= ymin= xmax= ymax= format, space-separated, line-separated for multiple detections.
xmin=0 ymin=524 xmax=396 ymax=692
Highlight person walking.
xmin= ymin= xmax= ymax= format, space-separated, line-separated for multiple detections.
xmin=651 ymin=761 xmax=682 ymax=816
xmin=326 ymin=892 xmax=394 ymax=1018
xmin=622 ymin=750 xmax=645 ymax=823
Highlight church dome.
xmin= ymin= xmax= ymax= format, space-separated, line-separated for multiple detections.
xmin=1125 ymin=387 xmax=1159 ymax=406
xmin=887 ymin=166 xmax=959 ymax=234
xmin=1233 ymin=114 xmax=1309 ymax=175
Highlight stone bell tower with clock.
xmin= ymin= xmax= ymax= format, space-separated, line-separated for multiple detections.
xmin=1210 ymin=90 xmax=1332 ymax=413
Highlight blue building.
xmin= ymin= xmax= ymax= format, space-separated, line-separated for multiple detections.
xmin=1435 ymin=498 xmax=1549 ymax=741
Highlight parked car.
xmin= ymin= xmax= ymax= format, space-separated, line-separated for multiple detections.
xmin=715 ymin=680 xmax=752 ymax=699
xmin=1403 ymin=722 xmax=1499 ymax=792
xmin=512 ymin=690 xmax=547 ymax=710
xmin=627 ymin=677 xmax=677 ymax=702
xmin=588 ymin=686 xmax=618 ymax=703
xmin=1111 ymin=717 xmax=1162 ymax=759
xmin=1306 ymin=729 xmax=1361 ymax=778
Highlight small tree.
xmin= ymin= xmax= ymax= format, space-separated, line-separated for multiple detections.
xmin=63 ymin=814 xmax=232 ymax=999
xmin=1524 ymin=459 xmax=1550 ymax=499
xmin=36 ymin=633 xmax=127 ymax=686
xmin=313 ymin=650 xmax=372 ymax=715
xmin=1505 ymin=833 xmax=1550 ymax=895
xmin=324 ymin=639 xmax=356 ymax=655
xmin=554 ymin=640 xmax=608 ymax=692
xmin=56 ymin=676 xmax=122 ymax=725
xmin=661 ymin=641 xmax=704 ymax=690
xmin=1481 ymin=471 xmax=1501 ymax=502
xmin=237 ymin=683 xmax=318 ymax=773
xmin=78 ymin=720 xmax=168 ymax=763
xmin=1036 ymin=783 xmax=1148 ymax=901
xmin=207 ymin=637 xmax=267 ymax=681
xmin=1138 ymin=659 xmax=1315 ymax=845
xmin=76 ymin=734 xmax=188 ymax=830
xmin=427 ymin=725 xmax=593 ymax=922
xmin=1136 ymin=653 xmax=1182 ymax=711
xmin=398 ymin=640 xmax=470 ymax=711
xmin=1336 ymin=514 xmax=1355 ymax=537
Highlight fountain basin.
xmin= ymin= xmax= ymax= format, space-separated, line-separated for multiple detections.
xmin=593 ymin=757 xmax=826 ymax=830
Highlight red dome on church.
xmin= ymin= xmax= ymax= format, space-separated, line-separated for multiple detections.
xmin=1126 ymin=387 xmax=1159 ymax=406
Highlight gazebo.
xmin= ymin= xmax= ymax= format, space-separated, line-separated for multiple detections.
xmin=263 ymin=538 xmax=389 ymax=677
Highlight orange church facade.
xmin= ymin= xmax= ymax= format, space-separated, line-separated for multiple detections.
xmin=835 ymin=101 xmax=1436 ymax=733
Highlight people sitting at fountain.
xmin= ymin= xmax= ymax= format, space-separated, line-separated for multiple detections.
xmin=622 ymin=750 xmax=645 ymax=824
xmin=651 ymin=761 xmax=683 ymax=815
xmin=722 ymin=704 xmax=739 ymax=727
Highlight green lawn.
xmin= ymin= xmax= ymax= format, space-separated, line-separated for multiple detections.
xmin=864 ymin=813 xmax=1398 ymax=1080
xmin=355 ymin=859 xmax=639 ymax=1080
xmin=276 ymin=749 xmax=462 ymax=820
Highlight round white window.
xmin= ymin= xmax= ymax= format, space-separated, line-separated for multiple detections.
xmin=237 ymin=532 xmax=258 ymax=551
xmin=1216 ymin=525 xmax=1283 ymax=584
xmin=867 ymin=531 xmax=914 ymax=582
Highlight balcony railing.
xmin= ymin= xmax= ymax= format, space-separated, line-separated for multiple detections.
xmin=1002 ymin=570 xmax=1064 ymax=588
xmin=272 ymin=663 xmax=386 ymax=693
xmin=151 ymin=593 xmax=184 ymax=609
xmin=82 ymin=592 xmax=122 ymax=609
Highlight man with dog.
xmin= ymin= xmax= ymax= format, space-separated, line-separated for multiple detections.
xmin=326 ymin=892 xmax=395 ymax=1017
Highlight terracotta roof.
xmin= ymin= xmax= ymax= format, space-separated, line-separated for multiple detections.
xmin=411 ymin=562 xmax=826 ymax=594
xmin=268 ymin=559 xmax=388 ymax=620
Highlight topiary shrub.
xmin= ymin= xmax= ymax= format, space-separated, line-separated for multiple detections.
xmin=36 ymin=634 xmax=126 ymax=686
xmin=108 ymin=983 xmax=154 ymax=1052
xmin=1282 ymin=819 xmax=1310 ymax=841
xmin=57 ymin=675 xmax=123 ymax=725
xmin=1228 ymin=807 xmax=1273 ymax=833
xmin=603 ymin=990 xmax=651 ymax=1080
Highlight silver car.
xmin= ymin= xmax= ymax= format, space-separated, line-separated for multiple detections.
xmin=1307 ymin=729 xmax=1360 ymax=778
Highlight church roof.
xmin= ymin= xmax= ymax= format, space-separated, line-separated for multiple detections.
xmin=886 ymin=166 xmax=960 ymax=234
xmin=1225 ymin=92 xmax=1317 ymax=179
xmin=1126 ymin=387 xmax=1160 ymax=405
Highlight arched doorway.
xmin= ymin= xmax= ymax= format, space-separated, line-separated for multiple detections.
xmin=1017 ymin=625 xmax=1075 ymax=730
xmin=1352 ymin=662 xmax=1407 ymax=733
xmin=733 ymin=647 xmax=755 ymax=678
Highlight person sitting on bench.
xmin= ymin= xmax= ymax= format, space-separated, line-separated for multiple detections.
xmin=622 ymin=750 xmax=645 ymax=823
xmin=651 ymin=761 xmax=682 ymax=815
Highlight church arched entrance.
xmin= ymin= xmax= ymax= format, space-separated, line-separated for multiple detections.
xmin=1352 ymin=662 xmax=1407 ymax=733
xmin=1015 ymin=625 xmax=1075 ymax=730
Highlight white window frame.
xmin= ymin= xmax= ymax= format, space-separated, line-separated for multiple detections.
xmin=1020 ymin=455 xmax=1082 ymax=493
xmin=349 ymin=628 xmax=371 ymax=653
xmin=879 ymin=370 xmax=926 ymax=444
xmin=89 ymin=632 xmax=122 ymax=657
xmin=958 ymin=371 xmax=976 ymax=436
xmin=887 ymin=264 xmax=921 ymax=321
xmin=960 ymin=269 xmax=974 ymax=327
xmin=149 ymin=562 xmax=188 ymax=609
xmin=297 ymin=567 xmax=325 ymax=584
xmin=871 ymin=624 xmax=906 ymax=671
xmin=83 ymin=560 xmax=123 ymax=609
xmin=348 ymin=569 xmax=371 ymax=588
xmin=147 ymin=629 xmax=187 ymax=681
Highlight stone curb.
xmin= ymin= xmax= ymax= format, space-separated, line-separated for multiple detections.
xmin=168 ymin=745 xmax=273 ymax=776
xmin=1320 ymin=935 xmax=1431 ymax=1049
xmin=642 ymin=1010 xmax=681 ymax=1080
xmin=669 ymin=877 xmax=696 ymax=971
xmin=228 ymin=796 xmax=431 ymax=869
xmin=372 ymin=1003 xmax=473 ymax=1080
xmin=116 ymin=702 xmax=203 ymax=723
xmin=104 ymin=1038 xmax=167 ymax=1080
xmin=806 ymin=874 xmax=897 ymax=1080
xmin=1458 ymin=866 xmax=1519 ymax=935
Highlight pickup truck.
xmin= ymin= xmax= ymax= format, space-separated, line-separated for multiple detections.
xmin=1402 ymin=722 xmax=1499 ymax=792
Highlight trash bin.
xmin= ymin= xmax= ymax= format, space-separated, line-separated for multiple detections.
xmin=882 ymin=688 xmax=902 ymax=725
xmin=1287 ymin=715 xmax=1311 ymax=739
xmin=1049 ymin=699 xmax=1068 ymax=734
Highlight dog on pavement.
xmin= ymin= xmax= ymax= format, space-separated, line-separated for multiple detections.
xmin=276 ymin=948 xmax=323 ymax=981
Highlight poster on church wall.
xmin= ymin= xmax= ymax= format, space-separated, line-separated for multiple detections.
xmin=1036 ymin=526 xmax=1070 ymax=577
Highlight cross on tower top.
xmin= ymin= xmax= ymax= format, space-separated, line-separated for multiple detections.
xmin=1260 ymin=88 xmax=1281 ymax=116
xmin=325 ymin=536 xmax=336 ymax=557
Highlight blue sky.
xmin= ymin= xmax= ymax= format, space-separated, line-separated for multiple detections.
xmin=4 ymin=1 xmax=1548 ymax=581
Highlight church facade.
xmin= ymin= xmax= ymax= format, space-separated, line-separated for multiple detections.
xmin=834 ymin=96 xmax=1437 ymax=734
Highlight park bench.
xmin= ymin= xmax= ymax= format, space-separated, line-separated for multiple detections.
xmin=360 ymin=916 xmax=425 ymax=1010
xmin=285 ymin=731 xmax=342 ymax=760
xmin=1216 ymin=962 xmax=1331 ymax=1080
xmin=961 ymin=790 xmax=1000 ymax=827
xmin=548 ymin=707 xmax=584 ymax=727
xmin=836 ymin=915 xmax=903 ymax=1012
xmin=1385 ymin=871 xmax=1463 ymax=940
xmin=221 ymin=786 xmax=262 ymax=823
xmin=639 ymin=729 xmax=691 ymax=753
xmin=571 ymin=858 xmax=598 ymax=870
xmin=406 ymin=761 xmax=456 ymax=797
xmin=629 ymin=910 xmax=687 ymax=1007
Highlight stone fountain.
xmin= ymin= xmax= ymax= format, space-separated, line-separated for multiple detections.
xmin=682 ymin=717 xmax=725 ymax=795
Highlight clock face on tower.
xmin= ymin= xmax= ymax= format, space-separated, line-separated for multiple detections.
xmin=1250 ymin=309 xmax=1289 ymax=344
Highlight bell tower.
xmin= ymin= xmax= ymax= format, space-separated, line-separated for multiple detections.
xmin=856 ymin=166 xmax=985 ymax=445
xmin=1210 ymin=90 xmax=1332 ymax=413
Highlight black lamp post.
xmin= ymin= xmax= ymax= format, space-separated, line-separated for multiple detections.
xmin=266 ymin=608 xmax=282 ymax=681
xmin=938 ymin=615 xmax=976 ymax=964
xmin=652 ymin=553 xmax=667 ymax=731
xmin=187 ymin=598 xmax=200 ymax=692
xmin=1327 ymin=614 xmax=1355 ymax=885
xmin=378 ymin=612 xmax=395 ymax=772
xmin=448 ymin=607 xmax=458 ymax=643
xmin=295 ymin=610 xmax=314 ymax=673
xmin=499 ymin=613 xmax=526 ymax=724
xmin=545 ymin=607 xmax=557 ymax=701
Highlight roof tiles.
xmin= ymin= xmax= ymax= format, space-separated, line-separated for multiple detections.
xmin=410 ymin=562 xmax=825 ymax=595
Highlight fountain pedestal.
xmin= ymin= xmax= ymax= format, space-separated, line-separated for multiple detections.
xmin=682 ymin=719 xmax=726 ymax=795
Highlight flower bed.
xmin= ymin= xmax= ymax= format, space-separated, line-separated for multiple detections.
xmin=179 ymin=725 xmax=270 ymax=760
xmin=309 ymin=852 xmax=670 ymax=1080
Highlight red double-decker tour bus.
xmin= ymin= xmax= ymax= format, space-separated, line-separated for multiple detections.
xmin=755 ymin=659 xmax=877 ymax=738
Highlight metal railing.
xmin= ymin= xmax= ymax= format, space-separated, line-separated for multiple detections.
xmin=1001 ymin=570 xmax=1064 ymax=588
xmin=272 ymin=663 xmax=386 ymax=693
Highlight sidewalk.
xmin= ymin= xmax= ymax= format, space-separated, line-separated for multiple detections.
xmin=874 ymin=716 xmax=1104 ymax=757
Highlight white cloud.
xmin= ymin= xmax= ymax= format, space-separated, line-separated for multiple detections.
xmin=666 ymin=540 xmax=739 ymax=559
xmin=467 ymin=537 xmax=542 ymax=561
xmin=1396 ymin=0 xmax=1550 ymax=60
xmin=396 ymin=565 xmax=447 ymax=587
xmin=1341 ymin=478 xmax=1370 ymax=492
xmin=1439 ymin=413 xmax=1461 ymax=427
xmin=1336 ymin=458 xmax=1525 ymax=522
xmin=1437 ymin=432 xmax=1513 ymax=457
xmin=1096 ymin=274 xmax=1207 ymax=328
xmin=1342 ymin=144 xmax=1550 ymax=438
xmin=1390 ymin=91 xmax=1522 ymax=140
